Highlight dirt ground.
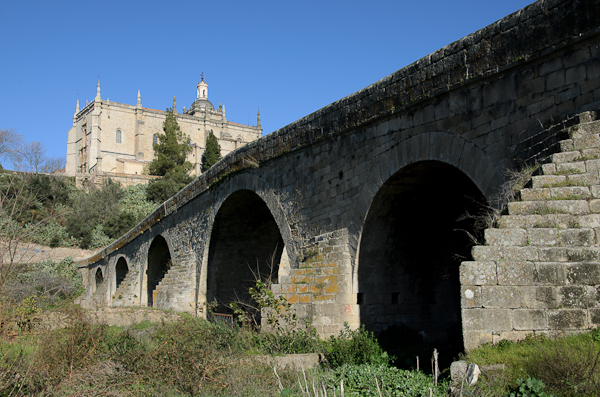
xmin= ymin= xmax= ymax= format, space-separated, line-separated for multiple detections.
xmin=2 ymin=242 xmax=101 ymax=264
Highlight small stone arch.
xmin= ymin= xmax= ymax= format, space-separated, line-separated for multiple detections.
xmin=146 ymin=235 xmax=172 ymax=307
xmin=95 ymin=268 xmax=104 ymax=290
xmin=115 ymin=257 xmax=129 ymax=290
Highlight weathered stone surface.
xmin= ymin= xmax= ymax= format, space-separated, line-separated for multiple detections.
xmin=548 ymin=309 xmax=588 ymax=330
xmin=481 ymin=286 xmax=521 ymax=308
xmin=485 ymin=229 xmax=527 ymax=247
xmin=74 ymin=0 xmax=600 ymax=349
xmin=460 ymin=262 xmax=497 ymax=285
xmin=497 ymin=261 xmax=534 ymax=285
xmin=513 ymin=309 xmax=547 ymax=330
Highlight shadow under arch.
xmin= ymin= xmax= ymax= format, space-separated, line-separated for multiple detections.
xmin=206 ymin=189 xmax=285 ymax=321
xmin=115 ymin=257 xmax=129 ymax=290
xmin=95 ymin=268 xmax=104 ymax=290
xmin=147 ymin=235 xmax=172 ymax=307
xmin=357 ymin=160 xmax=489 ymax=361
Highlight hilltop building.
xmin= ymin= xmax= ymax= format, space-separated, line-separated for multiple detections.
xmin=66 ymin=78 xmax=261 ymax=179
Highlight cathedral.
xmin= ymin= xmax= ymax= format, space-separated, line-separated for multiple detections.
xmin=66 ymin=78 xmax=262 ymax=178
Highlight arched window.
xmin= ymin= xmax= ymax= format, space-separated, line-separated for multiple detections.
xmin=153 ymin=134 xmax=158 ymax=146
xmin=116 ymin=129 xmax=122 ymax=144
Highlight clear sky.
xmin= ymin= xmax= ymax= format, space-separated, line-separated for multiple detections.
xmin=0 ymin=0 xmax=535 ymax=167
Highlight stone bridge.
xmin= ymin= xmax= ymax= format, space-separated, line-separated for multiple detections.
xmin=78 ymin=0 xmax=600 ymax=350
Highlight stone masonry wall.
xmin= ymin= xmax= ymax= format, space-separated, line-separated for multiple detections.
xmin=78 ymin=0 xmax=600 ymax=346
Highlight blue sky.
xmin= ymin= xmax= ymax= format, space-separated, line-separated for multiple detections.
xmin=0 ymin=0 xmax=534 ymax=166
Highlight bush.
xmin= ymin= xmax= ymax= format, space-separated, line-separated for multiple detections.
xmin=324 ymin=324 xmax=391 ymax=368
xmin=147 ymin=171 xmax=193 ymax=203
xmin=508 ymin=377 xmax=551 ymax=397
xmin=9 ymin=257 xmax=83 ymax=305
xmin=325 ymin=364 xmax=448 ymax=396
xmin=120 ymin=182 xmax=158 ymax=220
xmin=103 ymin=212 xmax=137 ymax=239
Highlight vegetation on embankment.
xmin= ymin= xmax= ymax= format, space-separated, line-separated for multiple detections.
xmin=461 ymin=330 xmax=600 ymax=396
xmin=0 ymin=172 xmax=158 ymax=250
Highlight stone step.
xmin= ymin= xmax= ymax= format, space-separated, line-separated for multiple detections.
xmin=531 ymin=173 xmax=599 ymax=188
xmin=567 ymin=119 xmax=600 ymax=139
xmin=472 ymin=245 xmax=600 ymax=262
xmin=496 ymin=213 xmax=600 ymax=229
xmin=541 ymin=159 xmax=600 ymax=175
xmin=559 ymin=134 xmax=600 ymax=152
xmin=507 ymin=200 xmax=598 ymax=215
xmin=460 ymin=260 xmax=600 ymax=286
xmin=519 ymin=186 xmax=593 ymax=201
xmin=485 ymin=228 xmax=596 ymax=247
xmin=550 ymin=148 xmax=600 ymax=164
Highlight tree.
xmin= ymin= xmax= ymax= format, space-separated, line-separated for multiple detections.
xmin=202 ymin=130 xmax=222 ymax=172
xmin=0 ymin=129 xmax=23 ymax=165
xmin=147 ymin=110 xmax=194 ymax=202
xmin=39 ymin=156 xmax=66 ymax=173
xmin=11 ymin=141 xmax=46 ymax=173
xmin=148 ymin=110 xmax=193 ymax=176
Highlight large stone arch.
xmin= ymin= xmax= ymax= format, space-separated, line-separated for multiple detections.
xmin=197 ymin=173 xmax=295 ymax=318
xmin=350 ymin=131 xmax=503 ymax=260
xmin=351 ymin=131 xmax=501 ymax=360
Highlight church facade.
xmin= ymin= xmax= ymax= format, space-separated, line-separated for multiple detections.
xmin=66 ymin=79 xmax=262 ymax=178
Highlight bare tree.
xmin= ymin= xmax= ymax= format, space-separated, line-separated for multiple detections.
xmin=0 ymin=129 xmax=23 ymax=165
xmin=40 ymin=156 xmax=66 ymax=174
xmin=11 ymin=141 xmax=47 ymax=173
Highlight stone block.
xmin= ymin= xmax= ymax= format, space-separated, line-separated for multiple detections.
xmin=590 ymin=308 xmax=600 ymax=326
xmin=558 ymin=285 xmax=596 ymax=309
xmin=482 ymin=285 xmax=520 ymax=310
xmin=550 ymin=186 xmax=591 ymax=199
xmin=460 ymin=261 xmax=498 ymax=285
xmin=548 ymin=309 xmax=588 ymax=330
xmin=534 ymin=263 xmax=566 ymax=285
xmin=485 ymin=228 xmax=527 ymax=246
xmin=565 ymin=263 xmax=600 ymax=285
xmin=462 ymin=308 xmax=512 ymax=332
xmin=521 ymin=286 xmax=558 ymax=309
xmin=461 ymin=286 xmax=482 ymax=308
xmin=513 ymin=309 xmax=547 ymax=330
xmin=538 ymin=247 xmax=600 ymax=262
xmin=497 ymin=261 xmax=535 ymax=285
xmin=520 ymin=188 xmax=551 ymax=201
xmin=463 ymin=331 xmax=493 ymax=351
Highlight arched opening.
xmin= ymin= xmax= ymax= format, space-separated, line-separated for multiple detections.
xmin=95 ymin=268 xmax=104 ymax=290
xmin=115 ymin=257 xmax=129 ymax=289
xmin=147 ymin=235 xmax=171 ymax=307
xmin=207 ymin=190 xmax=284 ymax=323
xmin=358 ymin=161 xmax=488 ymax=364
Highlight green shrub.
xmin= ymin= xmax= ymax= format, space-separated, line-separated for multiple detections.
xmin=147 ymin=171 xmax=193 ymax=203
xmin=508 ymin=377 xmax=551 ymax=397
xmin=324 ymin=324 xmax=391 ymax=368
xmin=326 ymin=364 xmax=447 ymax=396
xmin=120 ymin=182 xmax=158 ymax=220
xmin=103 ymin=212 xmax=137 ymax=239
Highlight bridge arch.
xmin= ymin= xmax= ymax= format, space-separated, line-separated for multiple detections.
xmin=353 ymin=131 xmax=500 ymax=356
xmin=199 ymin=173 xmax=294 ymax=320
xmin=352 ymin=131 xmax=503 ymax=257
xmin=146 ymin=235 xmax=172 ymax=307
xmin=115 ymin=256 xmax=129 ymax=290
xmin=94 ymin=268 xmax=104 ymax=290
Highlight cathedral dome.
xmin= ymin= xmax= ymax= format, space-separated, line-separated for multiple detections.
xmin=191 ymin=97 xmax=214 ymax=111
